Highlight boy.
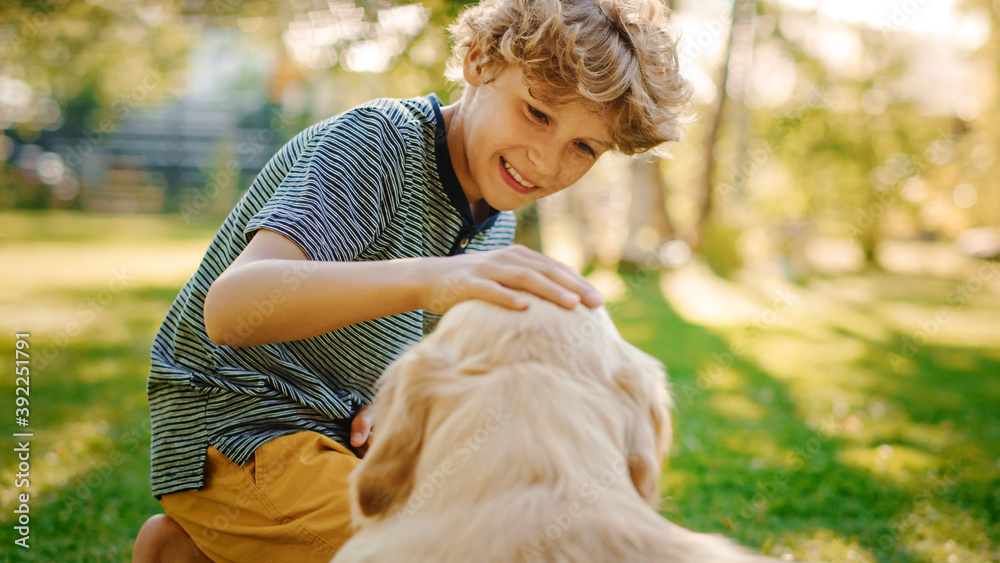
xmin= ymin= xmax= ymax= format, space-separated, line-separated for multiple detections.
xmin=133 ymin=0 xmax=691 ymax=561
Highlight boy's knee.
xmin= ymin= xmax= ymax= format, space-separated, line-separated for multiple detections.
xmin=133 ymin=514 xmax=210 ymax=563
xmin=134 ymin=514 xmax=175 ymax=563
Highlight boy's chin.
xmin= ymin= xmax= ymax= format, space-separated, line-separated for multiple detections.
xmin=483 ymin=190 xmax=541 ymax=213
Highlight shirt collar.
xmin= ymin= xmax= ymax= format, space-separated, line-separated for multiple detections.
xmin=428 ymin=93 xmax=500 ymax=232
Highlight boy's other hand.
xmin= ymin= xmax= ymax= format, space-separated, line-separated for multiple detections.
xmin=419 ymin=244 xmax=603 ymax=315
xmin=351 ymin=404 xmax=376 ymax=458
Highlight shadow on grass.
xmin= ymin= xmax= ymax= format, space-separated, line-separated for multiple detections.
xmin=857 ymin=334 xmax=1000 ymax=551
xmin=610 ymin=272 xmax=998 ymax=562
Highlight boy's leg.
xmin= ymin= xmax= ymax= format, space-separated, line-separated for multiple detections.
xmin=133 ymin=514 xmax=213 ymax=563
xmin=160 ymin=431 xmax=361 ymax=563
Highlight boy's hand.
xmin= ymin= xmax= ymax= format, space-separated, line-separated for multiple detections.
xmin=350 ymin=404 xmax=376 ymax=458
xmin=419 ymin=244 xmax=603 ymax=315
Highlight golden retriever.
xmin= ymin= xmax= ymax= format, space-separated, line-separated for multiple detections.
xmin=332 ymin=294 xmax=781 ymax=562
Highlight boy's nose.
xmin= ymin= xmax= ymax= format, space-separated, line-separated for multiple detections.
xmin=526 ymin=141 xmax=560 ymax=182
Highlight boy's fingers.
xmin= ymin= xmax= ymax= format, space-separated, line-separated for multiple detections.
xmin=353 ymin=429 xmax=376 ymax=454
xmin=465 ymin=279 xmax=529 ymax=310
xmin=502 ymin=250 xmax=602 ymax=308
xmin=580 ymin=286 xmax=604 ymax=308
xmin=544 ymin=269 xmax=602 ymax=308
xmin=493 ymin=268 xmax=585 ymax=310
xmin=546 ymin=265 xmax=603 ymax=308
xmin=434 ymin=250 xmax=603 ymax=313
xmin=351 ymin=405 xmax=376 ymax=446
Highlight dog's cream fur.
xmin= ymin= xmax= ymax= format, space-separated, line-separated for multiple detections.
xmin=332 ymin=295 xmax=780 ymax=562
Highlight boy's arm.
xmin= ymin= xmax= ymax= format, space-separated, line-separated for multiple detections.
xmin=204 ymin=229 xmax=603 ymax=347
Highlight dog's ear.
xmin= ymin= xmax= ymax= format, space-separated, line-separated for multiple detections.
xmin=614 ymin=356 xmax=672 ymax=507
xmin=352 ymin=351 xmax=439 ymax=519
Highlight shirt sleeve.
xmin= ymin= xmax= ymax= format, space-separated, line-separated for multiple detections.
xmin=244 ymin=107 xmax=408 ymax=262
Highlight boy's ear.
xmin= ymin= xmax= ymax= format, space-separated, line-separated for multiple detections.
xmin=462 ymin=40 xmax=488 ymax=87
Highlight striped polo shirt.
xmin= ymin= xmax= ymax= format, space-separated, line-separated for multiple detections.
xmin=148 ymin=94 xmax=516 ymax=497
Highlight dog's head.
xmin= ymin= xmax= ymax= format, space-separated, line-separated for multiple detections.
xmin=350 ymin=294 xmax=673 ymax=522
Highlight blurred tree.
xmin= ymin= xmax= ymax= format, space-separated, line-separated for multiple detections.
xmin=684 ymin=0 xmax=996 ymax=277
xmin=1 ymin=0 xmax=191 ymax=135
xmin=696 ymin=0 xmax=756 ymax=246
xmin=4 ymin=0 xmax=995 ymax=260
xmin=954 ymin=0 xmax=1000 ymax=233
xmin=0 ymin=0 xmax=481 ymax=134
xmin=689 ymin=0 xmax=757 ymax=277
xmin=751 ymin=1 xmax=981 ymax=265
xmin=1 ymin=0 xmax=468 ymax=212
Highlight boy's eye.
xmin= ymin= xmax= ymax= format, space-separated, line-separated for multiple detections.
xmin=527 ymin=105 xmax=549 ymax=124
xmin=577 ymin=142 xmax=595 ymax=157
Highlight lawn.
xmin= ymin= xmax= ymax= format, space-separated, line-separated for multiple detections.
xmin=1 ymin=210 xmax=998 ymax=562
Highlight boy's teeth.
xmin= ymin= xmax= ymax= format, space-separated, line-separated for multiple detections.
xmin=503 ymin=159 xmax=535 ymax=188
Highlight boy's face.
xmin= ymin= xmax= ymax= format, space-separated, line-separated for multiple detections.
xmin=446 ymin=63 xmax=614 ymax=212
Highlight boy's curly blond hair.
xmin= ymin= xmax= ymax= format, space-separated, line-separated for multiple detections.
xmin=445 ymin=0 xmax=692 ymax=157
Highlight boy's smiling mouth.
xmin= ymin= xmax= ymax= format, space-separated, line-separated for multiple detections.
xmin=500 ymin=156 xmax=539 ymax=194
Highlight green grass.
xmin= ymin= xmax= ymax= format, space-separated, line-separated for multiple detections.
xmin=0 ymin=211 xmax=219 ymax=562
xmin=1 ymin=210 xmax=998 ymax=561
xmin=609 ymin=263 xmax=1000 ymax=562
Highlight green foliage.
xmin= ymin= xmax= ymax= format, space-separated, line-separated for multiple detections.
xmin=2 ymin=0 xmax=191 ymax=134
xmin=678 ymin=0 xmax=999 ymax=271
xmin=701 ymin=220 xmax=744 ymax=278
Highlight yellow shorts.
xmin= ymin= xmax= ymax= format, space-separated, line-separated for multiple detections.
xmin=160 ymin=431 xmax=360 ymax=563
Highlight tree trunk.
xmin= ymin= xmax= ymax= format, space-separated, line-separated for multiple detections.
xmin=695 ymin=0 xmax=756 ymax=248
